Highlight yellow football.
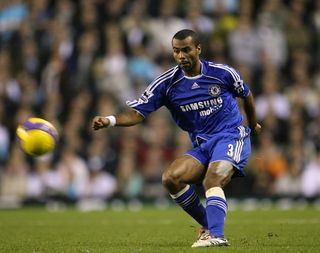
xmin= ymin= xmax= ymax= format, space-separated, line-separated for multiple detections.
xmin=16 ymin=117 xmax=59 ymax=157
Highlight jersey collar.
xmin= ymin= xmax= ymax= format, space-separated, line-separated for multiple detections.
xmin=183 ymin=60 xmax=207 ymax=80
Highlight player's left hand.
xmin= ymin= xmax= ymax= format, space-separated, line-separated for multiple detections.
xmin=251 ymin=123 xmax=262 ymax=135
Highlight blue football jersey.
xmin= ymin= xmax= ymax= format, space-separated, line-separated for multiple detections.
xmin=127 ymin=60 xmax=250 ymax=147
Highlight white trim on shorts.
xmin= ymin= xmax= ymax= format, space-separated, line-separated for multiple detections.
xmin=183 ymin=154 xmax=204 ymax=166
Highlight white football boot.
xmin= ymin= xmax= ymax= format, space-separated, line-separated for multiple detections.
xmin=191 ymin=228 xmax=230 ymax=248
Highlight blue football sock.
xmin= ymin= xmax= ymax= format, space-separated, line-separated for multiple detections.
xmin=171 ymin=185 xmax=208 ymax=228
xmin=206 ymin=196 xmax=227 ymax=237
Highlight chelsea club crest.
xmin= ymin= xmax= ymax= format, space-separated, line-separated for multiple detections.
xmin=208 ymin=84 xmax=221 ymax=97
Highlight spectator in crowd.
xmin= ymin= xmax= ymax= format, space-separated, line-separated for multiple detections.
xmin=0 ymin=144 xmax=29 ymax=201
xmin=255 ymin=65 xmax=290 ymax=143
xmin=228 ymin=15 xmax=259 ymax=69
xmin=147 ymin=0 xmax=187 ymax=57
xmin=301 ymin=145 xmax=320 ymax=199
xmin=253 ymin=132 xmax=288 ymax=195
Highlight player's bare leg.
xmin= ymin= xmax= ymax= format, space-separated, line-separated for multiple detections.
xmin=162 ymin=155 xmax=208 ymax=230
xmin=192 ymin=160 xmax=233 ymax=247
xmin=162 ymin=155 xmax=205 ymax=193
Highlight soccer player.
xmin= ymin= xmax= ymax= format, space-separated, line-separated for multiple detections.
xmin=92 ymin=29 xmax=261 ymax=247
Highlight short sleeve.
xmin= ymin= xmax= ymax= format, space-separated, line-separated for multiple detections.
xmin=126 ymin=83 xmax=166 ymax=118
xmin=223 ymin=66 xmax=250 ymax=98
xmin=126 ymin=66 xmax=179 ymax=117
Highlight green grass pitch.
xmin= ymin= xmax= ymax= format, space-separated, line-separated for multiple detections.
xmin=0 ymin=206 xmax=319 ymax=253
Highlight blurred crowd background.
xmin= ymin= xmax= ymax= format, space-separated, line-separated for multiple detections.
xmin=0 ymin=0 xmax=320 ymax=208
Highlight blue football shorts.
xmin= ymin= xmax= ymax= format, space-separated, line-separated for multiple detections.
xmin=185 ymin=126 xmax=251 ymax=177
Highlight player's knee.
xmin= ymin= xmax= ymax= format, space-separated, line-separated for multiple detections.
xmin=203 ymin=171 xmax=223 ymax=189
xmin=203 ymin=163 xmax=234 ymax=190
xmin=162 ymin=169 xmax=180 ymax=189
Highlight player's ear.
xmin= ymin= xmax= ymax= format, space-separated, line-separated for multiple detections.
xmin=197 ymin=44 xmax=201 ymax=55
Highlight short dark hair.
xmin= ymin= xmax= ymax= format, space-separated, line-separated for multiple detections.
xmin=172 ymin=29 xmax=200 ymax=46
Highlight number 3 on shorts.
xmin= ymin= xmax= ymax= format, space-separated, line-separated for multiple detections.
xmin=227 ymin=144 xmax=234 ymax=157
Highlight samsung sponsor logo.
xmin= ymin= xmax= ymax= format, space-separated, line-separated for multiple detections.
xmin=180 ymin=97 xmax=223 ymax=112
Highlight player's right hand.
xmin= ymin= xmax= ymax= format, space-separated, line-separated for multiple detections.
xmin=92 ymin=116 xmax=109 ymax=130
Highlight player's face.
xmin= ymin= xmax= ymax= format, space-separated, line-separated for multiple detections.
xmin=172 ymin=36 xmax=201 ymax=76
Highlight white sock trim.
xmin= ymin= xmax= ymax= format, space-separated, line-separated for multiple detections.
xmin=205 ymin=187 xmax=226 ymax=200
xmin=170 ymin=185 xmax=190 ymax=199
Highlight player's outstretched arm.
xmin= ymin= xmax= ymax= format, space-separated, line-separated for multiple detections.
xmin=243 ymin=92 xmax=261 ymax=135
xmin=92 ymin=109 xmax=144 ymax=130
